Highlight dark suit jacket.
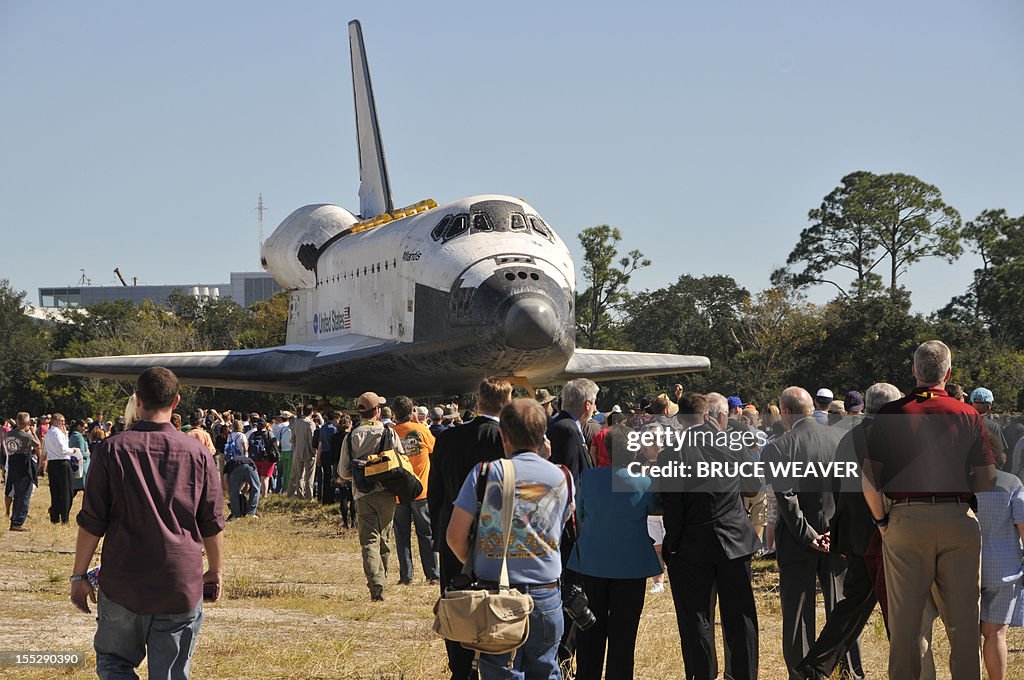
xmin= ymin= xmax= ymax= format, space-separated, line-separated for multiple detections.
xmin=547 ymin=411 xmax=592 ymax=484
xmin=427 ymin=415 xmax=504 ymax=550
xmin=761 ymin=417 xmax=843 ymax=565
xmin=829 ymin=417 xmax=877 ymax=557
xmin=659 ymin=425 xmax=760 ymax=563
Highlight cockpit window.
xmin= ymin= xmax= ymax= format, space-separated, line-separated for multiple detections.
xmin=472 ymin=212 xmax=494 ymax=232
xmin=529 ymin=216 xmax=553 ymax=240
xmin=443 ymin=213 xmax=470 ymax=240
xmin=435 ymin=202 xmax=557 ymax=244
xmin=431 ymin=214 xmax=453 ymax=241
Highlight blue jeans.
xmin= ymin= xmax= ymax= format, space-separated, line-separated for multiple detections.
xmin=9 ymin=471 xmax=34 ymax=527
xmin=394 ymin=498 xmax=439 ymax=582
xmin=94 ymin=590 xmax=203 ymax=680
xmin=478 ymin=584 xmax=563 ymax=680
xmin=229 ymin=464 xmax=260 ymax=517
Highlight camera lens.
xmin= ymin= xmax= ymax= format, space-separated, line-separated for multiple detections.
xmin=563 ymin=585 xmax=597 ymax=631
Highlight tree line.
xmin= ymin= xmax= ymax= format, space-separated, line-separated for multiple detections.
xmin=576 ymin=171 xmax=1024 ymax=410
xmin=1 ymin=169 xmax=1021 ymax=416
xmin=0 ymin=287 xmax=296 ymax=418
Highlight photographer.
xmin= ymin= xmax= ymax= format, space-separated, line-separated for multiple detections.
xmin=567 ymin=425 xmax=662 ymax=680
xmin=446 ymin=399 xmax=573 ymax=679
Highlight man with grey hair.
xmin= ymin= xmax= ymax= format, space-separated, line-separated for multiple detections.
xmin=864 ymin=340 xmax=996 ymax=680
xmin=762 ymin=387 xmax=861 ymax=679
xmin=547 ymin=378 xmax=597 ymax=664
xmin=705 ymin=391 xmax=726 ymax=416
xmin=796 ymin=382 xmax=901 ymax=679
xmin=428 ymin=407 xmax=447 ymax=438
xmin=548 ymin=378 xmax=598 ymax=483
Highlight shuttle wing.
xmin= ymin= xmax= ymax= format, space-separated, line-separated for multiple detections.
xmin=556 ymin=348 xmax=710 ymax=382
xmin=47 ymin=334 xmax=399 ymax=394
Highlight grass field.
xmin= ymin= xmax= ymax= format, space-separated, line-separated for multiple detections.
xmin=2 ymin=481 xmax=1023 ymax=679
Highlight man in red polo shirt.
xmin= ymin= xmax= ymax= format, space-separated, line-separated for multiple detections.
xmin=863 ymin=340 xmax=996 ymax=680
xmin=70 ymin=367 xmax=224 ymax=679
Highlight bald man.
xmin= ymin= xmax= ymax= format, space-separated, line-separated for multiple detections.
xmin=761 ymin=387 xmax=862 ymax=680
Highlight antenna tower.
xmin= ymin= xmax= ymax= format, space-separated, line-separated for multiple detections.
xmin=256 ymin=193 xmax=266 ymax=263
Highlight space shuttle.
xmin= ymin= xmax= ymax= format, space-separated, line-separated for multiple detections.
xmin=48 ymin=21 xmax=709 ymax=397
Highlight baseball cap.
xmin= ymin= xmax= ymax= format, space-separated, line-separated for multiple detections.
xmin=278 ymin=410 xmax=295 ymax=419
xmin=611 ymin=405 xmax=622 ymax=413
xmin=815 ymin=388 xmax=834 ymax=401
xmin=416 ymin=405 xmax=429 ymax=418
xmin=357 ymin=392 xmax=386 ymax=413
xmin=727 ymin=396 xmax=746 ymax=410
xmin=970 ymin=387 xmax=994 ymax=403
xmin=844 ymin=390 xmax=864 ymax=413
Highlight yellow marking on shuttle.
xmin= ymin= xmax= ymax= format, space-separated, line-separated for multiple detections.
xmin=350 ymin=198 xmax=437 ymax=232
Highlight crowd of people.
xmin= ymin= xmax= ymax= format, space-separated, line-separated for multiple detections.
xmin=3 ymin=339 xmax=1024 ymax=679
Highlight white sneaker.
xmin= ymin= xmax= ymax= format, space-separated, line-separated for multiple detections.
xmin=649 ymin=582 xmax=665 ymax=594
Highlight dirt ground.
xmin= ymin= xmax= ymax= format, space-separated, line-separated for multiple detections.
xmin=1 ymin=480 xmax=1022 ymax=679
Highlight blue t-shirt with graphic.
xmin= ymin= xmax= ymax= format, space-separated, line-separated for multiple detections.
xmin=454 ymin=452 xmax=572 ymax=585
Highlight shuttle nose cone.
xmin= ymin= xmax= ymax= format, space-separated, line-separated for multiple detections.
xmin=504 ymin=298 xmax=559 ymax=350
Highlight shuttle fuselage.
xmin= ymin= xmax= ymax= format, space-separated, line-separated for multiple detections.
xmin=266 ymin=194 xmax=576 ymax=395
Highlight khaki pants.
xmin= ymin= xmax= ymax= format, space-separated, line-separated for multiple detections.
xmin=357 ymin=492 xmax=396 ymax=594
xmin=288 ymin=447 xmax=315 ymax=499
xmin=883 ymin=502 xmax=981 ymax=680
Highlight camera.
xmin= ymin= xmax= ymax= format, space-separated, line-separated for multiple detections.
xmin=562 ymin=584 xmax=596 ymax=631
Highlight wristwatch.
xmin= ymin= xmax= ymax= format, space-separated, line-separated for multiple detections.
xmin=69 ymin=574 xmax=89 ymax=583
xmin=871 ymin=514 xmax=889 ymax=528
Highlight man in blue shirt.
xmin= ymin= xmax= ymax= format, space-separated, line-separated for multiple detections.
xmin=447 ymin=398 xmax=572 ymax=680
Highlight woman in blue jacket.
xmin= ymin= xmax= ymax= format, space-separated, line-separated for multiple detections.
xmin=567 ymin=425 xmax=663 ymax=680
xmin=68 ymin=419 xmax=90 ymax=498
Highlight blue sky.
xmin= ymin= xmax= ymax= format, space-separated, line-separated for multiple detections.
xmin=2 ymin=1 xmax=1022 ymax=314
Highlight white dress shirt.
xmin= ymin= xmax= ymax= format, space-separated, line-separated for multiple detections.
xmin=44 ymin=427 xmax=76 ymax=461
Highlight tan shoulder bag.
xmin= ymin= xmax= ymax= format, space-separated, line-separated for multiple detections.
xmin=432 ymin=459 xmax=534 ymax=663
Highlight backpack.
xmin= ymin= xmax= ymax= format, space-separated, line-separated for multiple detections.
xmin=248 ymin=432 xmax=267 ymax=461
xmin=224 ymin=433 xmax=241 ymax=460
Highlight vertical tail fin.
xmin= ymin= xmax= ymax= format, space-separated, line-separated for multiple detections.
xmin=348 ymin=20 xmax=393 ymax=219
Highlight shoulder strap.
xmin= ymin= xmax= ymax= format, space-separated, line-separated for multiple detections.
xmin=475 ymin=460 xmax=491 ymax=511
xmin=558 ymin=464 xmax=574 ymax=508
xmin=377 ymin=424 xmax=392 ymax=454
xmin=496 ymin=458 xmax=517 ymax=590
xmin=559 ymin=463 xmax=580 ymax=551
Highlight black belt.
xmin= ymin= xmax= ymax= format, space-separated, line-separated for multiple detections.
xmin=513 ymin=581 xmax=559 ymax=591
xmin=893 ymin=496 xmax=963 ymax=505
xmin=481 ymin=580 xmax=559 ymax=591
